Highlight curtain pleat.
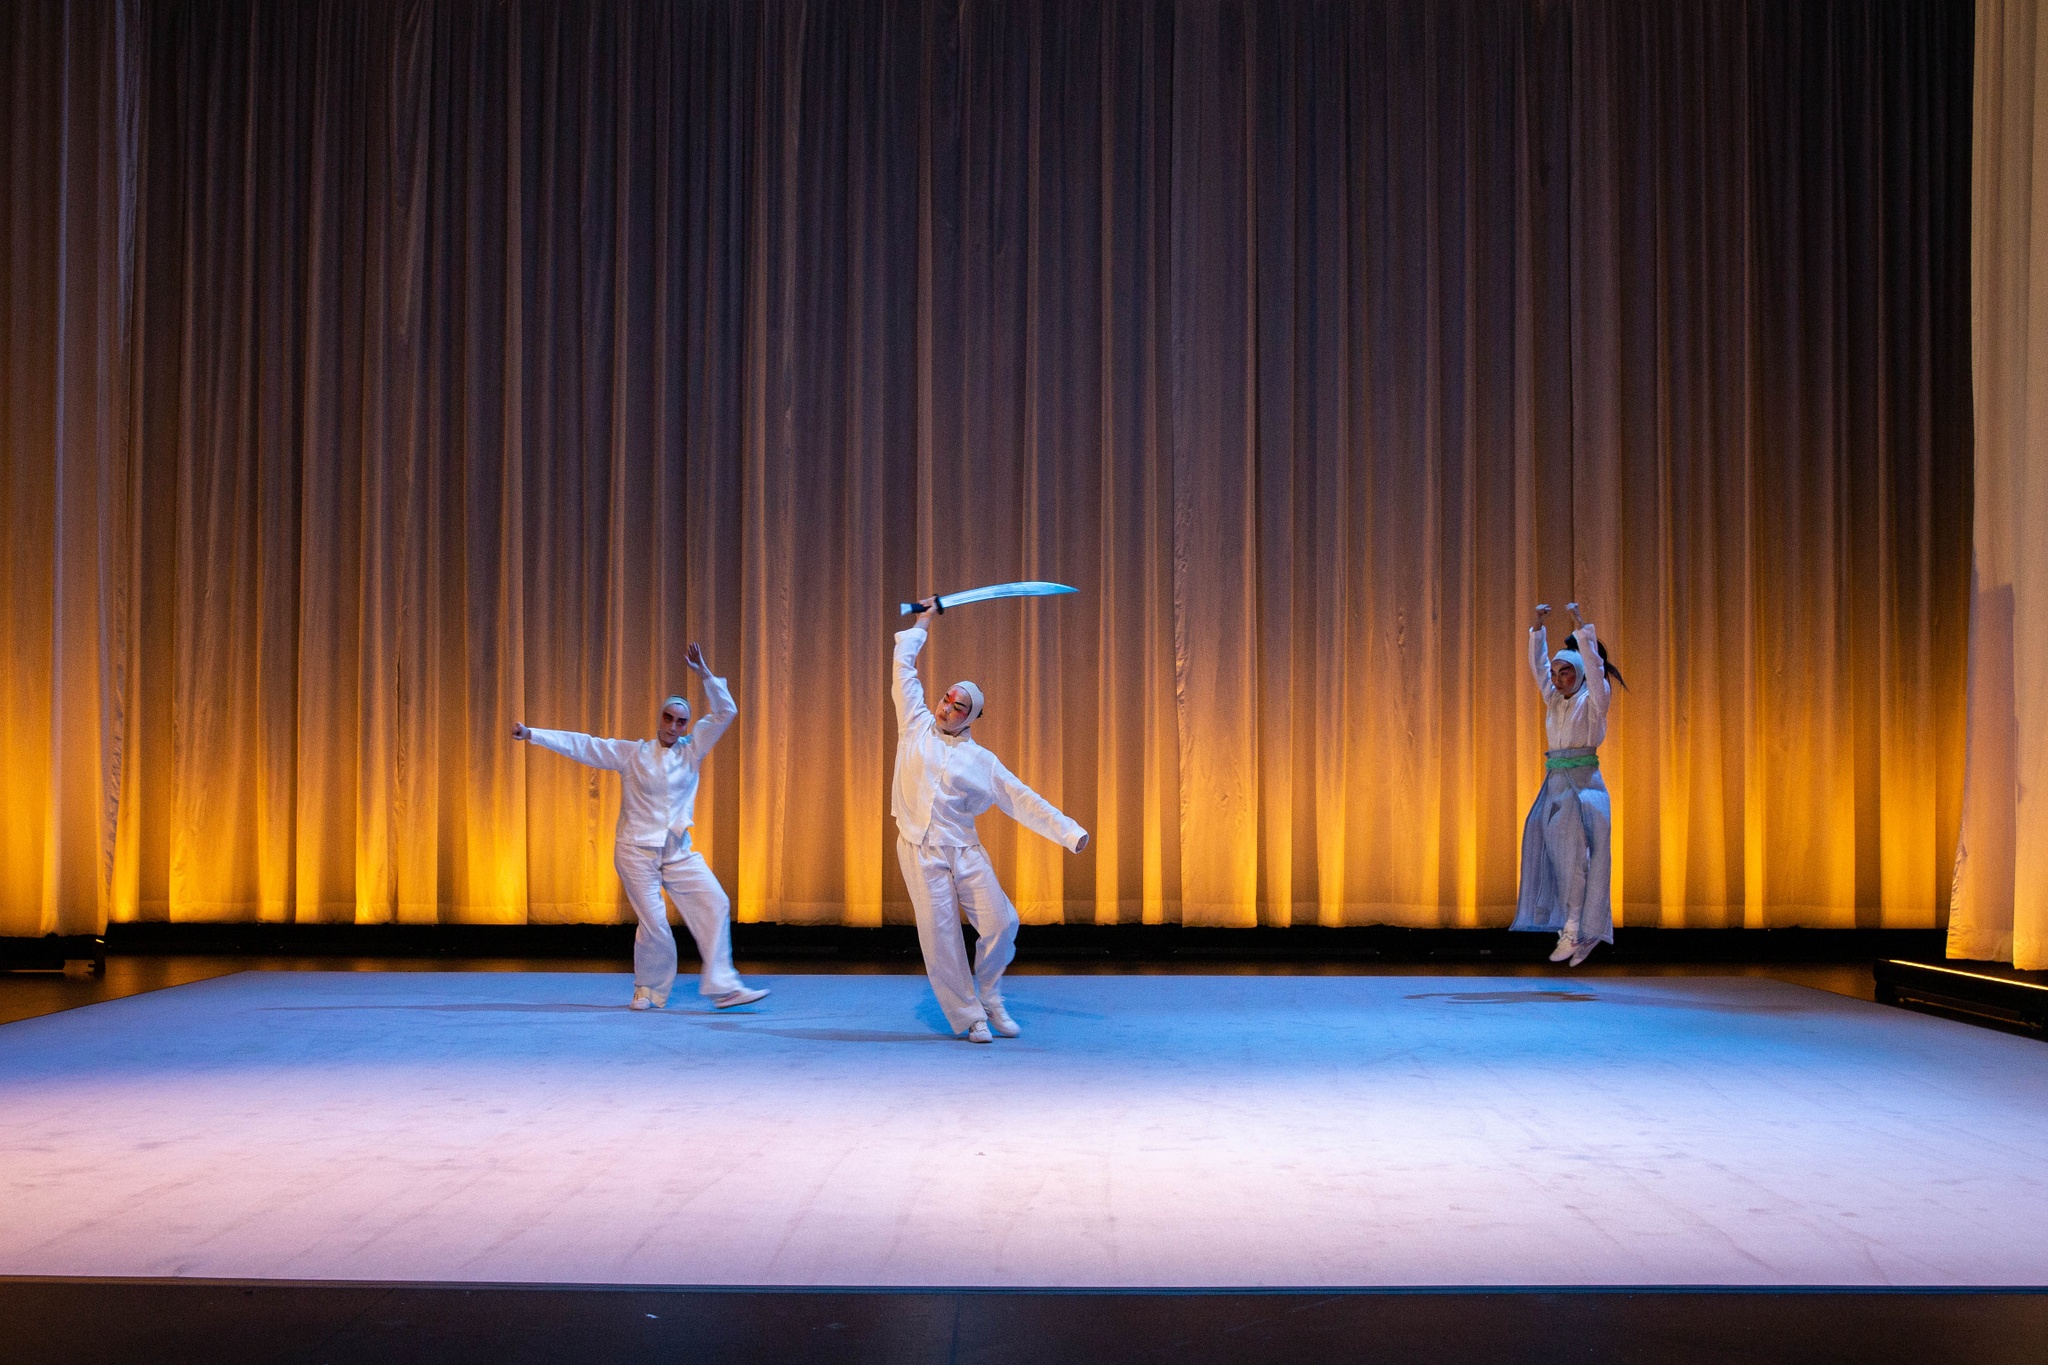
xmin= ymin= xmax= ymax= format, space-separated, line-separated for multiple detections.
xmin=1 ymin=0 xmax=1972 ymax=933
xmin=0 ymin=0 xmax=144 ymax=938
xmin=1953 ymin=0 xmax=2048 ymax=968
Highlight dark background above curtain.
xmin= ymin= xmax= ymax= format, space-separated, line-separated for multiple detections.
xmin=1 ymin=0 xmax=1971 ymax=931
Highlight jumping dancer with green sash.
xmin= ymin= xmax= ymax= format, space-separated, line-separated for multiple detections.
xmin=1512 ymin=603 xmax=1625 ymax=966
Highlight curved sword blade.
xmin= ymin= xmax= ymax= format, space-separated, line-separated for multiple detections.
xmin=898 ymin=581 xmax=1078 ymax=615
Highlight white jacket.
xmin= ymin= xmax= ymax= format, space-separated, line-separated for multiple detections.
xmin=1529 ymin=624 xmax=1611 ymax=751
xmin=526 ymin=674 xmax=736 ymax=848
xmin=891 ymin=625 xmax=1085 ymax=851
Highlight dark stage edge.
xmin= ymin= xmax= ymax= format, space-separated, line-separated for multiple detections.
xmin=34 ymin=921 xmax=1947 ymax=965
xmin=3 ymin=1280 xmax=2044 ymax=1365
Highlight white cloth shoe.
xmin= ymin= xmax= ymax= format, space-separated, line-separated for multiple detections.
xmin=629 ymin=986 xmax=659 ymax=1011
xmin=965 ymin=1021 xmax=994 ymax=1044
xmin=1569 ymin=938 xmax=1598 ymax=967
xmin=985 ymin=1001 xmax=1020 ymax=1037
xmin=1548 ymin=933 xmax=1577 ymax=964
xmin=714 ymin=986 xmax=769 ymax=1009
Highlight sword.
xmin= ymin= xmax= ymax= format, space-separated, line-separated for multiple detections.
xmin=899 ymin=581 xmax=1078 ymax=616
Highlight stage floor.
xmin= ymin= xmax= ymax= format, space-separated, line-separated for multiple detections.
xmin=2 ymin=972 xmax=2044 ymax=1289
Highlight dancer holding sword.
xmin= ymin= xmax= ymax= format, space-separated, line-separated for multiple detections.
xmin=893 ymin=590 xmax=1088 ymax=1043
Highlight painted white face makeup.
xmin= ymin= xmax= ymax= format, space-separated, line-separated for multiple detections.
xmin=658 ymin=702 xmax=690 ymax=747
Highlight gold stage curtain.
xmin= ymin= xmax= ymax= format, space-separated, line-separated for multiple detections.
xmin=0 ymin=0 xmax=1970 ymax=932
xmin=0 ymin=0 xmax=145 ymax=936
xmin=1953 ymin=0 xmax=2048 ymax=969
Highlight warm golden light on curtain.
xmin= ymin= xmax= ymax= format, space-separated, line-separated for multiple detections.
xmin=2 ymin=0 xmax=1970 ymax=934
xmin=1952 ymin=0 xmax=2048 ymax=970
xmin=1 ymin=0 xmax=143 ymax=938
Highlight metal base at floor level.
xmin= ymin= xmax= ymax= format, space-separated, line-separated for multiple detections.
xmin=1873 ymin=958 xmax=2048 ymax=1036
xmin=0 ymin=935 xmax=105 ymax=977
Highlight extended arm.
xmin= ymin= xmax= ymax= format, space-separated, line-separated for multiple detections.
xmin=991 ymin=758 xmax=1088 ymax=852
xmin=519 ymin=727 xmax=637 ymax=770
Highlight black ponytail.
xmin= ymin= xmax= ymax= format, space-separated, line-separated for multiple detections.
xmin=1589 ymin=636 xmax=1628 ymax=691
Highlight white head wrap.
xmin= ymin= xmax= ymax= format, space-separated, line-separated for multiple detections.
xmin=659 ymin=694 xmax=691 ymax=725
xmin=941 ymin=680 xmax=985 ymax=733
xmin=1550 ymin=650 xmax=1586 ymax=695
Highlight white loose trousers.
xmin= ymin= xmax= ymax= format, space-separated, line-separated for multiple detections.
xmin=897 ymin=838 xmax=1018 ymax=1032
xmin=615 ymin=833 xmax=743 ymax=1004
xmin=1544 ymin=778 xmax=1613 ymax=943
xmin=1513 ymin=765 xmax=1614 ymax=945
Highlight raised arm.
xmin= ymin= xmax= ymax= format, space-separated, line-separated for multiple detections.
xmin=689 ymin=672 xmax=738 ymax=753
xmin=1529 ymin=604 xmax=1558 ymax=702
xmin=518 ymin=726 xmax=637 ymax=771
xmin=1571 ymin=614 xmax=1610 ymax=724
xmin=893 ymin=611 xmax=934 ymax=732
xmin=990 ymin=758 xmax=1088 ymax=852
xmin=684 ymin=643 xmax=738 ymax=755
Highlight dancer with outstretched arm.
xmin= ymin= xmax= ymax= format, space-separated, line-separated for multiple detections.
xmin=1511 ymin=602 xmax=1625 ymax=966
xmin=893 ymin=599 xmax=1088 ymax=1043
xmin=513 ymin=644 xmax=767 ymax=1012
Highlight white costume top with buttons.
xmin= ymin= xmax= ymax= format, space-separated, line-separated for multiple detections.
xmin=1528 ymin=624 xmax=1610 ymax=750
xmin=525 ymin=673 xmax=736 ymax=848
xmin=891 ymin=625 xmax=1084 ymax=851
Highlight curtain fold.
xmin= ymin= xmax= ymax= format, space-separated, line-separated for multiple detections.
xmin=1953 ymin=0 xmax=2047 ymax=969
xmin=1 ymin=0 xmax=145 ymax=938
xmin=2 ymin=0 xmax=1972 ymax=932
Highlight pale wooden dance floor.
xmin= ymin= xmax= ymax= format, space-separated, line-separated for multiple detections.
xmin=3 ymin=971 xmax=2044 ymax=1288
